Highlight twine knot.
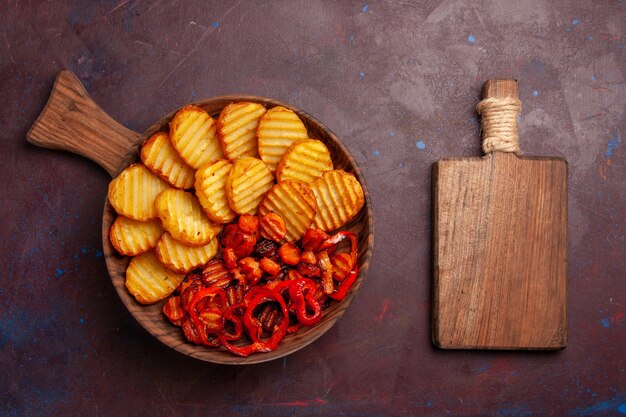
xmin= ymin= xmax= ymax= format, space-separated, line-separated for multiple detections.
xmin=476 ymin=97 xmax=522 ymax=154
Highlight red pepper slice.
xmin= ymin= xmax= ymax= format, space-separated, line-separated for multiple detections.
xmin=328 ymin=265 xmax=358 ymax=301
xmin=322 ymin=231 xmax=357 ymax=261
xmin=221 ymin=303 xmax=244 ymax=341
xmin=321 ymin=232 xmax=359 ymax=301
xmin=317 ymin=250 xmax=334 ymax=295
xmin=254 ymin=280 xmax=303 ymax=333
xmin=287 ymin=322 xmax=303 ymax=334
xmin=188 ymin=287 xmax=228 ymax=346
xmin=266 ymin=280 xmax=293 ymax=297
xmin=289 ymin=278 xmax=322 ymax=326
xmin=219 ymin=289 xmax=289 ymax=357
xmin=244 ymin=286 xmax=279 ymax=304
xmin=224 ymin=286 xmax=281 ymax=342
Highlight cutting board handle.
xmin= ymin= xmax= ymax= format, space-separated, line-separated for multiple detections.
xmin=482 ymin=79 xmax=518 ymax=100
xmin=478 ymin=79 xmax=521 ymax=154
xmin=27 ymin=70 xmax=142 ymax=177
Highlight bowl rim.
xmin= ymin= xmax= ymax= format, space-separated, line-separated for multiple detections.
xmin=102 ymin=95 xmax=374 ymax=364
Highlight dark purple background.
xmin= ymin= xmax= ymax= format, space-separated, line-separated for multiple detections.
xmin=1 ymin=1 xmax=624 ymax=416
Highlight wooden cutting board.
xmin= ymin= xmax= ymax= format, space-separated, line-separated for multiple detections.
xmin=432 ymin=79 xmax=567 ymax=350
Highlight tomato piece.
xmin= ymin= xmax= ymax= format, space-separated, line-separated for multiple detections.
xmin=300 ymin=250 xmax=317 ymax=264
xmin=259 ymin=257 xmax=281 ymax=276
xmin=238 ymin=257 xmax=264 ymax=285
xmin=222 ymin=247 xmax=238 ymax=269
xmin=297 ymin=262 xmax=321 ymax=278
xmin=238 ymin=214 xmax=259 ymax=234
xmin=302 ymin=228 xmax=330 ymax=252
xmin=279 ymin=242 xmax=301 ymax=265
xmin=232 ymin=232 xmax=256 ymax=259
xmin=221 ymin=224 xmax=240 ymax=248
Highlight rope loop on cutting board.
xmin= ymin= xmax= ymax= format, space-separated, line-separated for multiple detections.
xmin=476 ymin=97 xmax=522 ymax=154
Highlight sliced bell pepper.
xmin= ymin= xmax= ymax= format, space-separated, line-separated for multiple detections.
xmin=188 ymin=287 xmax=228 ymax=346
xmin=289 ymin=278 xmax=322 ymax=326
xmin=321 ymin=231 xmax=359 ymax=300
xmin=219 ymin=289 xmax=289 ymax=357
xmin=328 ymin=266 xmax=358 ymax=301
xmin=317 ymin=250 xmax=334 ymax=295
xmin=221 ymin=303 xmax=244 ymax=341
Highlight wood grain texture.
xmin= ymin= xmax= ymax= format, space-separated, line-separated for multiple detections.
xmin=27 ymin=72 xmax=374 ymax=364
xmin=482 ymin=78 xmax=518 ymax=99
xmin=432 ymin=80 xmax=568 ymax=350
xmin=26 ymin=70 xmax=141 ymax=176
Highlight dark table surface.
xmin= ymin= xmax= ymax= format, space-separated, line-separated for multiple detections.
xmin=1 ymin=1 xmax=624 ymax=416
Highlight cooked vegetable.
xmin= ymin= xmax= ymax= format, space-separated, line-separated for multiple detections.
xmin=276 ymin=139 xmax=333 ymax=183
xmin=155 ymin=188 xmax=221 ymax=246
xmin=108 ymin=164 xmax=169 ymax=221
xmin=109 ymin=216 xmax=163 ymax=256
xmin=257 ymin=106 xmax=308 ymax=171
xmin=217 ymin=102 xmax=266 ymax=160
xmin=195 ymin=160 xmax=236 ymax=224
xmin=125 ymin=251 xmax=185 ymax=304
xmin=225 ymin=156 xmax=273 ymax=215
xmin=310 ymin=170 xmax=364 ymax=232
xmin=170 ymin=105 xmax=224 ymax=169
xmin=155 ymin=233 xmax=219 ymax=273
xmin=258 ymin=180 xmax=316 ymax=241
xmin=141 ymin=131 xmax=196 ymax=189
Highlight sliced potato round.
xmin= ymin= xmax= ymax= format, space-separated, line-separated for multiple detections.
xmin=141 ymin=132 xmax=196 ymax=189
xmin=276 ymin=139 xmax=333 ymax=183
xmin=217 ymin=102 xmax=267 ymax=160
xmin=226 ymin=157 xmax=274 ymax=215
xmin=110 ymin=216 xmax=163 ymax=256
xmin=125 ymin=251 xmax=185 ymax=305
xmin=257 ymin=106 xmax=308 ymax=171
xmin=195 ymin=160 xmax=236 ymax=224
xmin=311 ymin=170 xmax=365 ymax=232
xmin=258 ymin=180 xmax=317 ymax=241
xmin=155 ymin=188 xmax=221 ymax=246
xmin=170 ymin=105 xmax=224 ymax=169
xmin=108 ymin=164 xmax=170 ymax=221
xmin=155 ymin=233 xmax=219 ymax=273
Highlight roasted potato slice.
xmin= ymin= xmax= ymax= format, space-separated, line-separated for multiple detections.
xmin=110 ymin=216 xmax=163 ymax=256
xmin=311 ymin=170 xmax=364 ymax=232
xmin=125 ymin=251 xmax=185 ymax=304
xmin=108 ymin=164 xmax=170 ymax=221
xmin=257 ymin=106 xmax=308 ymax=171
xmin=155 ymin=232 xmax=219 ymax=273
xmin=226 ymin=157 xmax=274 ymax=215
xmin=195 ymin=160 xmax=236 ymax=224
xmin=155 ymin=188 xmax=221 ymax=246
xmin=217 ymin=102 xmax=267 ymax=160
xmin=141 ymin=132 xmax=196 ymax=189
xmin=258 ymin=180 xmax=317 ymax=241
xmin=276 ymin=139 xmax=333 ymax=183
xmin=170 ymin=105 xmax=224 ymax=169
